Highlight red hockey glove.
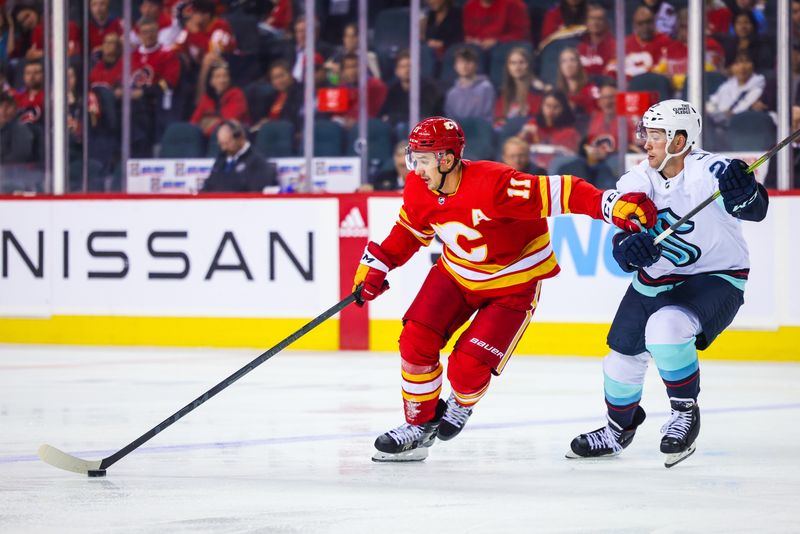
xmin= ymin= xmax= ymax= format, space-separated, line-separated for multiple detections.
xmin=352 ymin=242 xmax=391 ymax=305
xmin=601 ymin=190 xmax=658 ymax=232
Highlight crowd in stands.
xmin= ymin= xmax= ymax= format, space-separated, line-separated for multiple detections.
xmin=0 ymin=0 xmax=797 ymax=192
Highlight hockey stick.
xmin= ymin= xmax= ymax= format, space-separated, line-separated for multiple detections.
xmin=38 ymin=290 xmax=360 ymax=477
xmin=652 ymin=127 xmax=800 ymax=245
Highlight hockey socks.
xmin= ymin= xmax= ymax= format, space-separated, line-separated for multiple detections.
xmin=647 ymin=339 xmax=701 ymax=400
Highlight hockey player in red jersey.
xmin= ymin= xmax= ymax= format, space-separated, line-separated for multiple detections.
xmin=353 ymin=116 xmax=658 ymax=462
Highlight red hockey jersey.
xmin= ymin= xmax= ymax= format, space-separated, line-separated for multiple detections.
xmin=379 ymin=160 xmax=605 ymax=296
xmin=132 ymin=44 xmax=181 ymax=89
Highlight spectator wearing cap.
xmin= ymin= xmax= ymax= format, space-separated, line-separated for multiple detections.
xmin=463 ymin=0 xmax=530 ymax=51
xmin=444 ymin=45 xmax=496 ymax=124
xmin=191 ymin=61 xmax=250 ymax=136
xmin=0 ymin=92 xmax=35 ymax=163
xmin=201 ymin=120 xmax=277 ymax=193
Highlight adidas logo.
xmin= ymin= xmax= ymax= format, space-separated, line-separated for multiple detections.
xmin=339 ymin=207 xmax=369 ymax=237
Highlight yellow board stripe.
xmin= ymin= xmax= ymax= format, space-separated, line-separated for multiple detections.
xmin=402 ymin=386 xmax=442 ymax=402
xmin=0 ymin=315 xmax=339 ymax=350
xmin=401 ymin=366 xmax=442 ymax=383
xmin=539 ymin=176 xmax=549 ymax=218
xmin=370 ymin=320 xmax=800 ymax=361
xmin=562 ymin=175 xmax=572 ymax=214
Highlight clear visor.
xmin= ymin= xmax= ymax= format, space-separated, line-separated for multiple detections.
xmin=635 ymin=123 xmax=668 ymax=145
xmin=405 ymin=148 xmax=441 ymax=171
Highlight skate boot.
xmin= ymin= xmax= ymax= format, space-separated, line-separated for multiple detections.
xmin=437 ymin=393 xmax=473 ymax=441
xmin=566 ymin=406 xmax=646 ymax=459
xmin=660 ymin=398 xmax=700 ymax=468
xmin=372 ymin=400 xmax=446 ymax=462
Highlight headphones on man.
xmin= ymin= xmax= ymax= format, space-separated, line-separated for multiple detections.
xmin=222 ymin=119 xmax=245 ymax=139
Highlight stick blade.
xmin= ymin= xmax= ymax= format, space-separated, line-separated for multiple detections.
xmin=38 ymin=444 xmax=103 ymax=475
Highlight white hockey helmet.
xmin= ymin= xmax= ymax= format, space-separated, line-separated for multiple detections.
xmin=637 ymin=99 xmax=702 ymax=171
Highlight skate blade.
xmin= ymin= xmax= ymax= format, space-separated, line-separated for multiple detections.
xmin=664 ymin=442 xmax=696 ymax=468
xmin=565 ymin=449 xmax=620 ymax=459
xmin=372 ymin=448 xmax=429 ymax=463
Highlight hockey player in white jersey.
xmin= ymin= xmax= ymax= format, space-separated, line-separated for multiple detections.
xmin=566 ymin=99 xmax=769 ymax=467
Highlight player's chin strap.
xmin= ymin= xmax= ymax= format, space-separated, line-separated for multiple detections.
xmin=656 ymin=142 xmax=692 ymax=173
xmin=435 ymin=158 xmax=460 ymax=194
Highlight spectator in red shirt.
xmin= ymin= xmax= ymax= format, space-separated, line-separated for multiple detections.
xmin=191 ymin=60 xmax=250 ymax=136
xmin=583 ymin=81 xmax=640 ymax=172
xmin=656 ymin=7 xmax=724 ymax=91
xmin=14 ymin=59 xmax=44 ymax=125
xmin=577 ymin=3 xmax=616 ymax=78
xmin=611 ymin=5 xmax=674 ymax=79
xmin=176 ymin=0 xmax=237 ymax=103
xmin=494 ymin=46 xmax=548 ymax=127
xmin=556 ymin=47 xmax=598 ymax=118
xmin=333 ymin=52 xmax=387 ymax=128
xmin=130 ymin=0 xmax=180 ymax=48
xmin=89 ymin=32 xmax=123 ymax=96
xmin=89 ymin=0 xmax=123 ymax=59
xmin=462 ymin=0 xmax=530 ymax=51
xmin=540 ymin=0 xmax=588 ymax=48
xmin=518 ymin=89 xmax=581 ymax=170
xmin=24 ymin=6 xmax=81 ymax=60
xmin=11 ymin=5 xmax=38 ymax=59
xmin=706 ymin=0 xmax=732 ymax=36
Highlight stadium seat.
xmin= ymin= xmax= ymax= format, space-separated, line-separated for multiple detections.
xmin=459 ymin=117 xmax=495 ymax=160
xmin=312 ymin=119 xmax=345 ymax=156
xmin=628 ymin=72 xmax=674 ymax=101
xmin=537 ymin=37 xmax=581 ymax=86
xmin=159 ymin=122 xmax=206 ymax=158
xmin=497 ymin=116 xmax=531 ymax=144
xmin=373 ymin=7 xmax=410 ymax=58
xmin=255 ymin=120 xmax=295 ymax=157
xmin=244 ymin=81 xmax=275 ymax=125
xmin=346 ymin=118 xmax=394 ymax=174
xmin=678 ymin=71 xmax=727 ymax=101
xmin=489 ymin=42 xmax=533 ymax=90
xmin=725 ymin=111 xmax=776 ymax=152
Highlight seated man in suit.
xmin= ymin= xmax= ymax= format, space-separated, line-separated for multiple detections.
xmin=201 ymin=120 xmax=278 ymax=192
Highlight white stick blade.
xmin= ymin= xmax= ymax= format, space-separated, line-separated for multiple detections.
xmin=38 ymin=444 xmax=102 ymax=475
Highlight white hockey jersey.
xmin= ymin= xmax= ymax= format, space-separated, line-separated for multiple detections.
xmin=616 ymin=150 xmax=750 ymax=295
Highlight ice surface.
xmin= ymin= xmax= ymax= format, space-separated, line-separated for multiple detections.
xmin=1 ymin=345 xmax=798 ymax=533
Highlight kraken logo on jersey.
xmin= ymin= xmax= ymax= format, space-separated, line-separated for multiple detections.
xmin=648 ymin=209 xmax=702 ymax=267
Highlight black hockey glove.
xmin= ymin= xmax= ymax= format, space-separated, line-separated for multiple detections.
xmin=718 ymin=159 xmax=758 ymax=214
xmin=612 ymin=232 xmax=661 ymax=273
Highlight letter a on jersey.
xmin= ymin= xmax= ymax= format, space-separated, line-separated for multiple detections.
xmin=472 ymin=209 xmax=492 ymax=226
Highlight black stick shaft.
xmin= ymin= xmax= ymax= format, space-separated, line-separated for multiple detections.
xmin=99 ymin=292 xmax=358 ymax=470
xmin=653 ymin=127 xmax=800 ymax=245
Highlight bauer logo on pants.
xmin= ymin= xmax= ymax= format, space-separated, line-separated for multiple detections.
xmin=469 ymin=337 xmax=505 ymax=358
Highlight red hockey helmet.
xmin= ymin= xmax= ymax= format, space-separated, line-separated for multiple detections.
xmin=405 ymin=116 xmax=465 ymax=171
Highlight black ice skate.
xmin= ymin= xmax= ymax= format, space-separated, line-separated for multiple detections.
xmin=660 ymin=398 xmax=700 ymax=468
xmin=566 ymin=406 xmax=646 ymax=459
xmin=437 ymin=393 xmax=473 ymax=441
xmin=372 ymin=400 xmax=445 ymax=462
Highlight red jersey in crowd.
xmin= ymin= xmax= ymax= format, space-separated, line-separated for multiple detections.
xmin=578 ymin=33 xmax=616 ymax=77
xmin=494 ymin=91 xmax=543 ymax=126
xmin=378 ymin=160 xmax=606 ymax=296
xmin=190 ymin=87 xmax=250 ymax=135
xmin=617 ymin=32 xmax=674 ymax=78
xmin=661 ymin=37 xmax=725 ymax=76
xmin=89 ymin=59 xmax=122 ymax=89
xmin=462 ymin=0 xmax=530 ymax=43
xmin=343 ymin=78 xmax=388 ymax=121
xmin=15 ymin=89 xmax=45 ymax=124
xmin=706 ymin=5 xmax=732 ymax=35
xmin=89 ymin=17 xmax=124 ymax=55
xmin=586 ymin=110 xmax=636 ymax=151
xmin=132 ymin=44 xmax=181 ymax=90
xmin=566 ymin=83 xmax=599 ymax=115
xmin=540 ymin=5 xmax=586 ymax=43
xmin=176 ymin=18 xmax=236 ymax=64
xmin=31 ymin=22 xmax=81 ymax=56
